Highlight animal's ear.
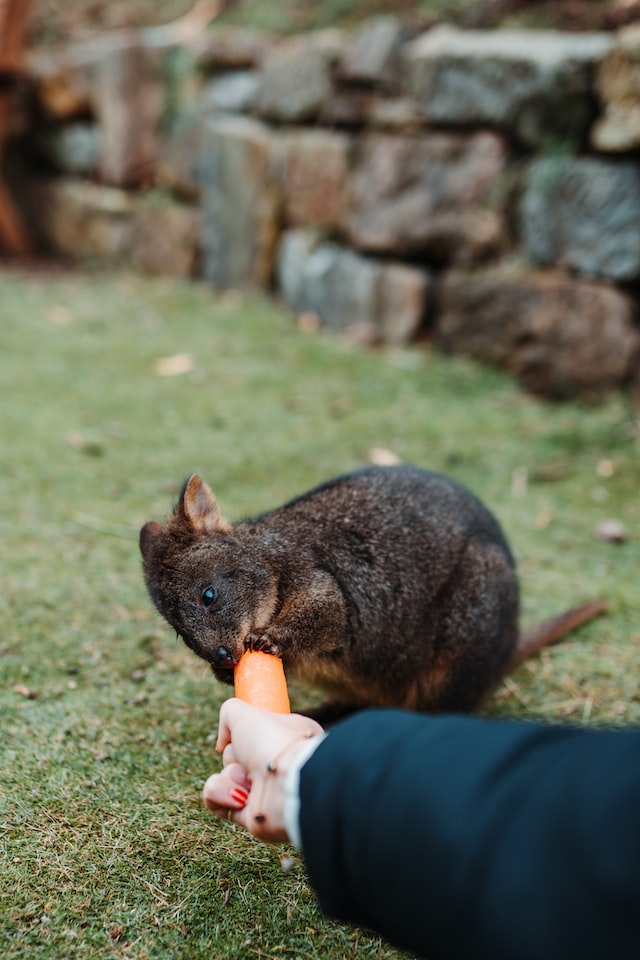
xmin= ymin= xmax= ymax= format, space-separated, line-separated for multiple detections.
xmin=180 ymin=475 xmax=231 ymax=534
xmin=139 ymin=520 xmax=163 ymax=558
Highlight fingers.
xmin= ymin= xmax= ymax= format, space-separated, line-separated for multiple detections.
xmin=221 ymin=742 xmax=237 ymax=767
xmin=202 ymin=762 xmax=251 ymax=815
xmin=215 ymin=697 xmax=262 ymax=754
xmin=202 ymin=762 xmax=286 ymax=841
xmin=214 ymin=701 xmax=234 ymax=754
xmin=216 ymin=697 xmax=324 ymax=761
xmin=206 ymin=698 xmax=325 ymax=843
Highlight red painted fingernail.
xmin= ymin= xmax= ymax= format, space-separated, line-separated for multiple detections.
xmin=230 ymin=787 xmax=249 ymax=805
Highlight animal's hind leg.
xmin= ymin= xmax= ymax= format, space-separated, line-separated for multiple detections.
xmin=410 ymin=543 xmax=519 ymax=714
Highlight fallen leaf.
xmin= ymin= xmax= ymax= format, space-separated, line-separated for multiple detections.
xmin=13 ymin=684 xmax=39 ymax=699
xmin=367 ymin=447 xmax=401 ymax=466
xmin=66 ymin=431 xmax=105 ymax=457
xmin=532 ymin=461 xmax=572 ymax=482
xmin=510 ymin=467 xmax=528 ymax=497
xmin=47 ymin=304 xmax=74 ymax=327
xmin=535 ymin=509 xmax=554 ymax=529
xmin=595 ymin=519 xmax=627 ymax=543
xmin=596 ymin=459 xmax=615 ymax=478
xmin=153 ymin=353 xmax=194 ymax=377
xmin=295 ymin=311 xmax=321 ymax=333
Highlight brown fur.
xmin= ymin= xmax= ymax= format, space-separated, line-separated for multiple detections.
xmin=140 ymin=465 xmax=606 ymax=720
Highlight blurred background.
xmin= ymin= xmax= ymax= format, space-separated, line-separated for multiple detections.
xmin=2 ymin=3 xmax=640 ymax=958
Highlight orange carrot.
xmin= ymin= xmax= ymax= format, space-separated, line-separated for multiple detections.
xmin=234 ymin=650 xmax=291 ymax=714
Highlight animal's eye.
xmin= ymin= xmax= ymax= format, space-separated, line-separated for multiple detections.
xmin=201 ymin=586 xmax=218 ymax=609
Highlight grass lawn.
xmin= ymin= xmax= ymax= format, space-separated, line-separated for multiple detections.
xmin=1 ymin=265 xmax=639 ymax=959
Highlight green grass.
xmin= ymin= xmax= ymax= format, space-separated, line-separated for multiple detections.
xmin=213 ymin=0 xmax=612 ymax=34
xmin=215 ymin=0 xmax=473 ymax=33
xmin=1 ymin=266 xmax=639 ymax=958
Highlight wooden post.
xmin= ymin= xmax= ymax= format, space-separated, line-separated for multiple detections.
xmin=0 ymin=0 xmax=32 ymax=255
xmin=0 ymin=0 xmax=31 ymax=72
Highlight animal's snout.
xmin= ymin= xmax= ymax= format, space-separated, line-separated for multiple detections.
xmin=214 ymin=645 xmax=235 ymax=669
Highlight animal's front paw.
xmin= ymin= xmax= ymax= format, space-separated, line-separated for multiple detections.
xmin=245 ymin=632 xmax=282 ymax=657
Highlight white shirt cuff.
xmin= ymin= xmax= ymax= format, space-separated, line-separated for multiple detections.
xmin=283 ymin=733 xmax=326 ymax=848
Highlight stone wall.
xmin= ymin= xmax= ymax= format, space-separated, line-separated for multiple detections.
xmin=14 ymin=15 xmax=640 ymax=399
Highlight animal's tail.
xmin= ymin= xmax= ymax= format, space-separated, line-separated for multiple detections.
xmin=510 ymin=600 xmax=608 ymax=668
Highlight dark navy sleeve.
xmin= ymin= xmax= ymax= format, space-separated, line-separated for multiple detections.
xmin=298 ymin=709 xmax=640 ymax=960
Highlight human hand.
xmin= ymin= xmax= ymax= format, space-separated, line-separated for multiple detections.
xmin=203 ymin=698 xmax=323 ymax=843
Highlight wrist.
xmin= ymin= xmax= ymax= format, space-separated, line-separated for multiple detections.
xmin=282 ymin=733 xmax=326 ymax=847
xmin=251 ymin=731 xmax=325 ymax=843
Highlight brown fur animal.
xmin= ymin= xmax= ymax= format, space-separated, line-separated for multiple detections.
xmin=140 ymin=465 xmax=606 ymax=720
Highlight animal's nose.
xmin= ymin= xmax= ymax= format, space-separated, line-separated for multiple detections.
xmin=214 ymin=645 xmax=234 ymax=668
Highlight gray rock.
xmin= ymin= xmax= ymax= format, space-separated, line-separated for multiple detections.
xmin=197 ymin=27 xmax=274 ymax=70
xmin=346 ymin=130 xmax=507 ymax=261
xmin=378 ymin=261 xmax=430 ymax=344
xmin=277 ymin=229 xmax=429 ymax=343
xmin=157 ymin=113 xmax=206 ymax=201
xmin=27 ymin=40 xmax=103 ymax=119
xmin=274 ymin=129 xmax=351 ymax=230
xmin=37 ymin=122 xmax=101 ymax=175
xmin=257 ymin=30 xmax=346 ymax=123
xmin=521 ymin=156 xmax=640 ymax=281
xmin=130 ymin=197 xmax=201 ymax=276
xmin=198 ymin=116 xmax=279 ymax=288
xmin=277 ymin=229 xmax=321 ymax=312
xmin=367 ymin=96 xmax=425 ymax=130
xmin=200 ymin=71 xmax=259 ymax=114
xmin=407 ymin=26 xmax=612 ymax=147
xmin=592 ymin=24 xmax=640 ymax=151
xmin=93 ymin=39 xmax=165 ymax=187
xmin=594 ymin=519 xmax=627 ymax=543
xmin=29 ymin=34 xmax=165 ymax=186
xmin=277 ymin=230 xmax=377 ymax=334
xmin=339 ymin=15 xmax=405 ymax=91
xmin=304 ymin=242 xmax=379 ymax=334
xmin=33 ymin=177 xmax=133 ymax=260
xmin=320 ymin=90 xmax=425 ymax=130
xmin=438 ymin=263 xmax=640 ymax=398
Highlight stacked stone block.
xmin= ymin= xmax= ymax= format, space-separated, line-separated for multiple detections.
xmin=16 ymin=15 xmax=640 ymax=397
